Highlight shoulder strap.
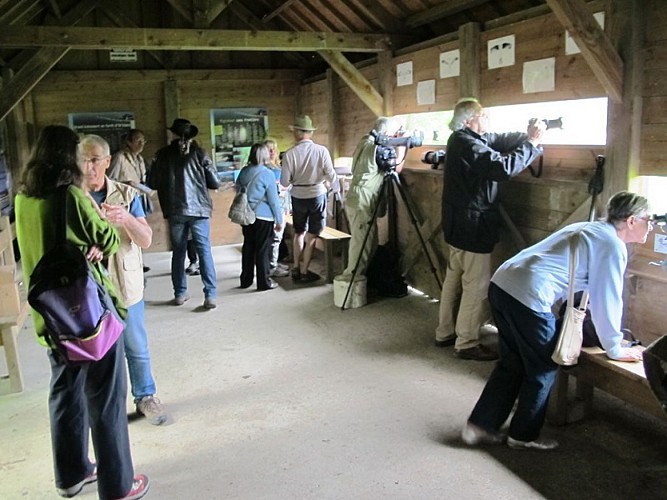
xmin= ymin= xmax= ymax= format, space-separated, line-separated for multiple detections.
xmin=55 ymin=185 xmax=69 ymax=244
xmin=568 ymin=234 xmax=589 ymax=311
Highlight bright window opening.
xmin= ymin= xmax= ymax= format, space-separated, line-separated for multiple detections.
xmin=631 ymin=176 xmax=667 ymax=216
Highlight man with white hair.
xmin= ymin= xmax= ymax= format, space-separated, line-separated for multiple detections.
xmin=280 ymin=115 xmax=336 ymax=283
xmin=81 ymin=134 xmax=168 ymax=426
xmin=435 ymin=98 xmax=545 ymax=361
xmin=337 ymin=117 xmax=406 ymax=280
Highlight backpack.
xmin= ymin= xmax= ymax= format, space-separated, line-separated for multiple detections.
xmin=27 ymin=186 xmax=124 ymax=363
xmin=228 ymin=168 xmax=262 ymax=225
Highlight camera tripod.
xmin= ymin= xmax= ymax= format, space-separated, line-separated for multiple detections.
xmin=341 ymin=169 xmax=442 ymax=310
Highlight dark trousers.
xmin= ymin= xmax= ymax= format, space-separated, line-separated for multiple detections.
xmin=468 ymin=283 xmax=559 ymax=442
xmin=48 ymin=340 xmax=134 ymax=499
xmin=241 ymin=219 xmax=274 ymax=289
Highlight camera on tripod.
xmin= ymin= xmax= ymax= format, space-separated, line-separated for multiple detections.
xmin=371 ymin=129 xmax=424 ymax=172
xmin=528 ymin=117 xmax=564 ymax=130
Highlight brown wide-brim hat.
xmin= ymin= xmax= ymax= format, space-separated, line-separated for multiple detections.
xmin=289 ymin=115 xmax=317 ymax=132
xmin=168 ymin=118 xmax=199 ymax=139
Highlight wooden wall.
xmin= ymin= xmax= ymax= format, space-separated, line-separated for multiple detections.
xmin=29 ymin=69 xmax=302 ymax=251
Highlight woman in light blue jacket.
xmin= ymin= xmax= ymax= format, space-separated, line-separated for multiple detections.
xmin=236 ymin=143 xmax=284 ymax=290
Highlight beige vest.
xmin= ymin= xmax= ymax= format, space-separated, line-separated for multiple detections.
xmin=105 ymin=178 xmax=145 ymax=307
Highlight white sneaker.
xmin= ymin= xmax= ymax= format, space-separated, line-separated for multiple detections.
xmin=461 ymin=421 xmax=504 ymax=445
xmin=507 ymin=436 xmax=559 ymax=450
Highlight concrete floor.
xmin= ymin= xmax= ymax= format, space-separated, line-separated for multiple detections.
xmin=2 ymin=244 xmax=667 ymax=500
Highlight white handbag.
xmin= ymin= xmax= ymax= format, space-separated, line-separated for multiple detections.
xmin=552 ymin=236 xmax=589 ymax=366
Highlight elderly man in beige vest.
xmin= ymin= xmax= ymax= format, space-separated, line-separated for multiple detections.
xmin=82 ymin=134 xmax=168 ymax=425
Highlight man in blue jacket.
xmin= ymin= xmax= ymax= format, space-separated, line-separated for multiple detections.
xmin=435 ymin=98 xmax=545 ymax=361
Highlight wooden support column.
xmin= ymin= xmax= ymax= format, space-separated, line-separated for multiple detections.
xmin=603 ymin=0 xmax=644 ymax=203
xmin=459 ymin=22 xmax=480 ymax=98
xmin=318 ymin=50 xmax=384 ymax=117
xmin=378 ymin=50 xmax=394 ymax=117
xmin=163 ymin=78 xmax=180 ymax=142
xmin=326 ymin=68 xmax=339 ymax=160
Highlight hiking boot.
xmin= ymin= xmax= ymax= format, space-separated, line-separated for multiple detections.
xmin=507 ymin=436 xmax=559 ymax=451
xmin=461 ymin=422 xmax=504 ymax=446
xmin=434 ymin=334 xmax=456 ymax=348
xmin=203 ymin=297 xmax=217 ymax=310
xmin=270 ymin=266 xmax=290 ymax=278
xmin=57 ymin=466 xmax=97 ymax=497
xmin=455 ymin=344 xmax=499 ymax=361
xmin=136 ymin=396 xmax=167 ymax=425
xmin=119 ymin=474 xmax=150 ymax=500
xmin=171 ymin=294 xmax=190 ymax=306
xmin=185 ymin=262 xmax=200 ymax=275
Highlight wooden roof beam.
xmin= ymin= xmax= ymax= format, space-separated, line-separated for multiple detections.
xmin=406 ymin=0 xmax=487 ymax=29
xmin=318 ymin=49 xmax=383 ymax=117
xmin=0 ymin=0 xmax=43 ymax=25
xmin=263 ymin=0 xmax=301 ymax=24
xmin=0 ymin=26 xmax=391 ymax=52
xmin=545 ymin=0 xmax=623 ymax=103
xmin=45 ymin=0 xmax=62 ymax=19
xmin=207 ymin=0 xmax=235 ymax=25
xmin=164 ymin=0 xmax=192 ymax=24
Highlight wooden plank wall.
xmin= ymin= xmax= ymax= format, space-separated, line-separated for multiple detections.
xmin=299 ymin=1 xmax=608 ymax=299
xmin=30 ymin=69 xmax=301 ymax=251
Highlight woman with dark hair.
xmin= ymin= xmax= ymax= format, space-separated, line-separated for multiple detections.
xmin=236 ymin=142 xmax=283 ymax=290
xmin=462 ymin=191 xmax=648 ymax=452
xmin=15 ymin=125 xmax=149 ymax=499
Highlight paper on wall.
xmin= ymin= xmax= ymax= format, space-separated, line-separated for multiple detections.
xmin=522 ymin=57 xmax=556 ymax=93
xmin=487 ymin=35 xmax=515 ymax=69
xmin=417 ymin=80 xmax=436 ymax=105
xmin=439 ymin=49 xmax=460 ymax=78
xmin=396 ymin=61 xmax=413 ymax=87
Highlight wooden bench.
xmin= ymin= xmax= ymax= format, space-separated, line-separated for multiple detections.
xmin=548 ymin=346 xmax=666 ymax=425
xmin=0 ymin=215 xmax=28 ymax=393
xmin=284 ymin=215 xmax=351 ymax=283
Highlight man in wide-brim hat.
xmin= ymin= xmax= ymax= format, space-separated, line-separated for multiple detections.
xmin=280 ymin=115 xmax=336 ymax=283
xmin=148 ymin=118 xmax=220 ymax=310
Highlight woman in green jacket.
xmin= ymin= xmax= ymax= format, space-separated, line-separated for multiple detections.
xmin=15 ymin=125 xmax=149 ymax=499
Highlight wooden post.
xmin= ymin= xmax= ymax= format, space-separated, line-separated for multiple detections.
xmin=326 ymin=68 xmax=339 ymax=160
xmin=378 ymin=50 xmax=394 ymax=117
xmin=163 ymin=78 xmax=180 ymax=143
xmin=459 ymin=22 xmax=480 ymax=98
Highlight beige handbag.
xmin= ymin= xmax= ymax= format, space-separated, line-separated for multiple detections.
xmin=552 ymin=236 xmax=589 ymax=366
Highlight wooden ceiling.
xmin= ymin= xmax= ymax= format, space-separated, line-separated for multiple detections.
xmin=0 ymin=0 xmax=548 ymax=76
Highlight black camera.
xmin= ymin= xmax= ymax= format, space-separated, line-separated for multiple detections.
xmin=651 ymin=213 xmax=667 ymax=225
xmin=371 ymin=129 xmax=424 ymax=172
xmin=421 ymin=150 xmax=445 ymax=166
xmin=529 ymin=117 xmax=564 ymax=130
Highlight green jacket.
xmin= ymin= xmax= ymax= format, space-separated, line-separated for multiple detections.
xmin=15 ymin=185 xmax=126 ymax=347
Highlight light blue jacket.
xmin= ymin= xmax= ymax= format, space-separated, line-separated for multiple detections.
xmin=236 ymin=164 xmax=283 ymax=225
xmin=492 ymin=221 xmax=626 ymax=359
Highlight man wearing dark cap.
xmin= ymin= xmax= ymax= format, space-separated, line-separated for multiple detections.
xmin=149 ymin=118 xmax=221 ymax=309
xmin=280 ymin=115 xmax=336 ymax=282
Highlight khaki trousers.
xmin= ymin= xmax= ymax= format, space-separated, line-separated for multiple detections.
xmin=435 ymin=245 xmax=491 ymax=350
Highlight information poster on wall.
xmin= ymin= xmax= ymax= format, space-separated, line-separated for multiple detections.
xmin=68 ymin=111 xmax=135 ymax=153
xmin=210 ymin=107 xmax=268 ymax=181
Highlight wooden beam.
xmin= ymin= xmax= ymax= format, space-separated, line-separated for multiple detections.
xmin=318 ymin=50 xmax=383 ymax=117
xmin=0 ymin=47 xmax=70 ymax=122
xmin=163 ymin=79 xmax=180 ymax=143
xmin=193 ymin=0 xmax=211 ymax=28
xmin=406 ymin=0 xmax=487 ymax=29
xmin=545 ymin=0 xmax=623 ymax=103
xmin=263 ymin=0 xmax=300 ymax=24
xmin=377 ymin=49 xmax=393 ymax=117
xmin=459 ymin=22 xmax=480 ymax=98
xmin=326 ymin=68 xmax=339 ymax=160
xmin=0 ymin=0 xmax=42 ymax=25
xmin=98 ymin=5 xmax=168 ymax=68
xmin=45 ymin=0 xmax=62 ymax=19
xmin=164 ymin=0 xmax=193 ymax=24
xmin=0 ymin=25 xmax=391 ymax=52
xmin=207 ymin=0 xmax=234 ymax=25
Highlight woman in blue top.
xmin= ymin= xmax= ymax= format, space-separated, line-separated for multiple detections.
xmin=462 ymin=191 xmax=648 ymax=451
xmin=236 ymin=143 xmax=284 ymax=290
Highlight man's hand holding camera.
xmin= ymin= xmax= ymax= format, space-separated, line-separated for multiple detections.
xmin=527 ymin=118 xmax=547 ymax=147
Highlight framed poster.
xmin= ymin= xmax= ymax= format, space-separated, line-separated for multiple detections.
xmin=68 ymin=112 xmax=135 ymax=153
xmin=210 ymin=108 xmax=268 ymax=181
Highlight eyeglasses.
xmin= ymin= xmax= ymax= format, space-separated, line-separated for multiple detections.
xmin=636 ymin=215 xmax=654 ymax=228
xmin=82 ymin=156 xmax=109 ymax=166
xmin=471 ymin=113 xmax=488 ymax=119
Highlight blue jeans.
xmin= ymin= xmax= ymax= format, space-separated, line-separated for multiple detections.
xmin=123 ymin=300 xmax=156 ymax=402
xmin=169 ymin=215 xmax=217 ymax=299
xmin=468 ymin=283 xmax=559 ymax=442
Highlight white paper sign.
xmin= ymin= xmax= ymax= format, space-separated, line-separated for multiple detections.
xmin=487 ymin=35 xmax=515 ymax=69
xmin=417 ymin=80 xmax=436 ymax=105
xmin=110 ymin=49 xmax=137 ymax=62
xmin=439 ymin=49 xmax=460 ymax=78
xmin=396 ymin=61 xmax=413 ymax=87
xmin=565 ymin=12 xmax=605 ymax=55
xmin=522 ymin=58 xmax=556 ymax=93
